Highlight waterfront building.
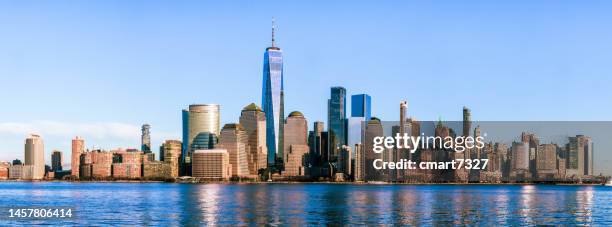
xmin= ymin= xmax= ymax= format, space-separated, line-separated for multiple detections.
xmin=283 ymin=111 xmax=309 ymax=176
xmin=537 ymin=143 xmax=558 ymax=180
xmin=567 ymin=135 xmax=593 ymax=177
xmin=161 ymin=140 xmax=182 ymax=178
xmin=0 ymin=162 xmax=9 ymax=179
xmin=338 ymin=145 xmax=352 ymax=176
xmin=112 ymin=163 xmax=141 ymax=179
xmin=143 ymin=161 xmax=171 ymax=178
xmin=308 ymin=121 xmax=327 ymax=164
xmin=239 ymin=103 xmax=268 ymax=174
xmin=51 ymin=150 xmax=63 ymax=172
xmin=262 ymin=20 xmax=285 ymax=167
xmin=8 ymin=164 xmax=23 ymax=179
xmin=364 ymin=118 xmax=384 ymax=181
xmin=218 ymin=123 xmax=250 ymax=177
xmin=90 ymin=151 xmax=113 ymax=178
xmin=71 ymin=136 xmax=85 ymax=177
xmin=111 ymin=151 xmax=143 ymax=179
xmin=351 ymin=94 xmax=371 ymax=120
xmin=182 ymin=104 xmax=221 ymax=172
xmin=192 ymin=149 xmax=231 ymax=179
xmin=328 ymin=86 xmax=347 ymax=161
xmin=354 ymin=143 xmax=365 ymax=181
xmin=512 ymin=142 xmax=529 ymax=171
xmin=24 ymin=134 xmax=45 ymax=180
xmin=141 ymin=124 xmax=151 ymax=153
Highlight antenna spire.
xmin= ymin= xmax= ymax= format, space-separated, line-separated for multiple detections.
xmin=271 ymin=17 xmax=276 ymax=47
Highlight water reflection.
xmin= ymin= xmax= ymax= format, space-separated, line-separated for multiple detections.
xmin=0 ymin=183 xmax=608 ymax=225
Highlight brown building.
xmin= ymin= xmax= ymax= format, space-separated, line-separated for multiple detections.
xmin=282 ymin=111 xmax=309 ymax=177
xmin=0 ymin=162 xmax=9 ymax=179
xmin=161 ymin=140 xmax=182 ymax=178
xmin=112 ymin=163 xmax=141 ymax=179
xmin=71 ymin=136 xmax=85 ymax=177
xmin=143 ymin=161 xmax=171 ymax=178
xmin=218 ymin=123 xmax=250 ymax=177
xmin=192 ymin=149 xmax=231 ymax=179
xmin=239 ymin=103 xmax=268 ymax=175
xmin=364 ymin=118 xmax=384 ymax=181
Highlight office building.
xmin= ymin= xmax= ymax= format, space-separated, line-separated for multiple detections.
xmin=141 ymin=124 xmax=151 ymax=153
xmin=51 ymin=150 xmax=62 ymax=172
xmin=182 ymin=104 xmax=220 ymax=168
xmin=328 ymin=86 xmax=347 ymax=161
xmin=25 ymin=134 xmax=45 ymax=180
xmin=71 ymin=136 xmax=85 ymax=177
xmin=364 ymin=118 xmax=383 ymax=181
xmin=239 ymin=103 xmax=268 ymax=174
xmin=161 ymin=140 xmax=182 ymax=178
xmin=283 ymin=111 xmax=309 ymax=176
xmin=218 ymin=123 xmax=250 ymax=177
xmin=262 ymin=20 xmax=285 ymax=167
xmin=351 ymin=94 xmax=371 ymax=120
xmin=192 ymin=149 xmax=231 ymax=179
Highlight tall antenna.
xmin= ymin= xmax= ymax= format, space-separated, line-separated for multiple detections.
xmin=271 ymin=17 xmax=276 ymax=47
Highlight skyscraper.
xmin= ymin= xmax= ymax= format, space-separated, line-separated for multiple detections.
xmin=351 ymin=94 xmax=371 ymax=120
xmin=218 ymin=123 xmax=249 ymax=177
xmin=182 ymin=104 xmax=221 ymax=169
xmin=51 ymin=150 xmax=63 ymax=172
xmin=71 ymin=136 xmax=84 ymax=177
xmin=328 ymin=86 xmax=347 ymax=161
xmin=141 ymin=124 xmax=151 ymax=153
xmin=161 ymin=140 xmax=182 ymax=178
xmin=283 ymin=111 xmax=309 ymax=176
xmin=239 ymin=103 xmax=268 ymax=174
xmin=364 ymin=118 xmax=383 ymax=181
xmin=24 ymin=134 xmax=45 ymax=180
xmin=262 ymin=19 xmax=284 ymax=167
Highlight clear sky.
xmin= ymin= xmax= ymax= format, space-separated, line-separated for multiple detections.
xmin=0 ymin=1 xmax=611 ymax=174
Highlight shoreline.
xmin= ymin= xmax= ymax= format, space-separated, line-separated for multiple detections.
xmin=0 ymin=179 xmax=605 ymax=186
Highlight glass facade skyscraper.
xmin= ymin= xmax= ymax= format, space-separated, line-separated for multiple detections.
xmin=262 ymin=21 xmax=284 ymax=166
xmin=351 ymin=94 xmax=371 ymax=120
xmin=328 ymin=86 xmax=347 ymax=161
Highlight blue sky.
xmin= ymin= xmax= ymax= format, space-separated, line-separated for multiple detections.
xmin=0 ymin=1 xmax=611 ymax=173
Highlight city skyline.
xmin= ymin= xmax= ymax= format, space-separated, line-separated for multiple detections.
xmin=1 ymin=1 xmax=612 ymax=174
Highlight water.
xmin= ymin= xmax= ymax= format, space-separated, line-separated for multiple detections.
xmin=0 ymin=182 xmax=610 ymax=226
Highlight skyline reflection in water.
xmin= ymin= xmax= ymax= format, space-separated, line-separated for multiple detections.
xmin=0 ymin=182 xmax=609 ymax=225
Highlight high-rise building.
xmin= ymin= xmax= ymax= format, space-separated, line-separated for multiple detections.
xmin=182 ymin=104 xmax=220 ymax=169
xmin=239 ymin=103 xmax=268 ymax=174
xmin=567 ymin=135 xmax=593 ymax=176
xmin=161 ymin=140 xmax=182 ymax=178
xmin=354 ymin=143 xmax=365 ymax=181
xmin=141 ymin=124 xmax=151 ymax=153
xmin=351 ymin=94 xmax=371 ymax=120
xmin=283 ymin=111 xmax=309 ymax=176
xmin=24 ymin=134 xmax=45 ymax=180
xmin=51 ymin=150 xmax=63 ymax=172
xmin=338 ymin=145 xmax=352 ymax=176
xmin=192 ymin=149 xmax=231 ymax=180
xmin=308 ymin=121 xmax=326 ymax=164
xmin=511 ymin=142 xmax=529 ymax=171
xmin=262 ymin=20 xmax=285 ymax=167
xmin=364 ymin=118 xmax=383 ymax=181
xmin=70 ymin=136 xmax=85 ymax=177
xmin=218 ymin=124 xmax=250 ymax=177
xmin=462 ymin=107 xmax=471 ymax=137
xmin=536 ymin=143 xmax=557 ymax=180
xmin=328 ymin=86 xmax=347 ymax=161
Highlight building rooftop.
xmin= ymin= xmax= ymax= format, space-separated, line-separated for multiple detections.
xmin=242 ymin=103 xmax=262 ymax=112
xmin=288 ymin=111 xmax=304 ymax=118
